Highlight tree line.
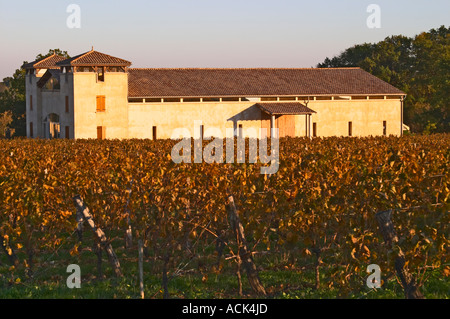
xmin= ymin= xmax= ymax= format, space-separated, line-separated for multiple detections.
xmin=318 ymin=26 xmax=449 ymax=134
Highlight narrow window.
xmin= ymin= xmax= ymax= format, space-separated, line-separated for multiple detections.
xmin=348 ymin=122 xmax=353 ymax=137
xmin=97 ymin=126 xmax=105 ymax=140
xmin=65 ymin=126 xmax=70 ymax=139
xmin=97 ymin=67 xmax=105 ymax=82
xmin=152 ymin=126 xmax=157 ymax=141
xmin=96 ymin=95 xmax=106 ymax=112
xmin=383 ymin=121 xmax=387 ymax=136
xmin=30 ymin=95 xmax=33 ymax=111
xmin=200 ymin=125 xmax=204 ymax=140
xmin=65 ymin=96 xmax=69 ymax=113
xmin=238 ymin=124 xmax=243 ymax=138
xmin=313 ymin=122 xmax=317 ymax=137
xmin=29 ymin=122 xmax=33 ymax=138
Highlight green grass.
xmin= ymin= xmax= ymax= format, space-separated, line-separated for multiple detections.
xmin=1 ymin=237 xmax=448 ymax=299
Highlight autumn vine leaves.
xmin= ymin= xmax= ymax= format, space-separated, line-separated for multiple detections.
xmin=0 ymin=134 xmax=448 ymax=297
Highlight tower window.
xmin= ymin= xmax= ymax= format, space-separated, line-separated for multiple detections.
xmin=313 ymin=122 xmax=317 ymax=137
xmin=152 ymin=126 xmax=157 ymax=140
xmin=383 ymin=121 xmax=387 ymax=136
xmin=97 ymin=67 xmax=105 ymax=82
xmin=348 ymin=122 xmax=353 ymax=137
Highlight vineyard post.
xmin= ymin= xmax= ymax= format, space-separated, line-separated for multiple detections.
xmin=138 ymin=239 xmax=145 ymax=299
xmin=162 ymin=252 xmax=170 ymax=299
xmin=96 ymin=242 xmax=103 ymax=280
xmin=375 ymin=210 xmax=425 ymax=299
xmin=72 ymin=195 xmax=123 ymax=278
xmin=124 ymin=179 xmax=134 ymax=249
xmin=227 ymin=195 xmax=266 ymax=296
xmin=76 ymin=208 xmax=84 ymax=243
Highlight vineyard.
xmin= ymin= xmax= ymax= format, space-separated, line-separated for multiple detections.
xmin=0 ymin=134 xmax=449 ymax=299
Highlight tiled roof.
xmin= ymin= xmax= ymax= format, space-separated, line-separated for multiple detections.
xmin=128 ymin=68 xmax=405 ymax=98
xmin=56 ymin=50 xmax=132 ymax=67
xmin=256 ymin=102 xmax=316 ymax=115
xmin=22 ymin=54 xmax=67 ymax=70
xmin=37 ymin=69 xmax=61 ymax=88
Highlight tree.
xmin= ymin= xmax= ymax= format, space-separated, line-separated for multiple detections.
xmin=0 ymin=110 xmax=14 ymax=138
xmin=317 ymin=26 xmax=449 ymax=133
xmin=0 ymin=49 xmax=70 ymax=137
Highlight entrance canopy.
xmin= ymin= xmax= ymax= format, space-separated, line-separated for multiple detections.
xmin=256 ymin=102 xmax=316 ymax=138
xmin=255 ymin=102 xmax=316 ymax=115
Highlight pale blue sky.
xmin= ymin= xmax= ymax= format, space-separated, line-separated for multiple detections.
xmin=0 ymin=0 xmax=448 ymax=80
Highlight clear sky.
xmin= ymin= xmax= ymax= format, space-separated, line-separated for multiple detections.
xmin=0 ymin=0 xmax=448 ymax=80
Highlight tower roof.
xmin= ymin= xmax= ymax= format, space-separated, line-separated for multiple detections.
xmin=22 ymin=53 xmax=67 ymax=70
xmin=56 ymin=49 xmax=131 ymax=67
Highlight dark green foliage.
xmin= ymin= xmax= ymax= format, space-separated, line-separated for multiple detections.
xmin=318 ymin=26 xmax=449 ymax=133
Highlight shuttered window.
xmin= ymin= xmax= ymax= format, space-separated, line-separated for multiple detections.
xmin=96 ymin=96 xmax=106 ymax=112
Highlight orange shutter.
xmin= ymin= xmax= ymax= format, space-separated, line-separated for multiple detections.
xmin=96 ymin=96 xmax=105 ymax=112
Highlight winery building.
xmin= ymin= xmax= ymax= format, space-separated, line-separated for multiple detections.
xmin=22 ymin=49 xmax=406 ymax=140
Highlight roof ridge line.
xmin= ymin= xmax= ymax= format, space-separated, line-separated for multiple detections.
xmin=71 ymin=50 xmax=94 ymax=64
xmin=128 ymin=67 xmax=362 ymax=71
xmin=34 ymin=53 xmax=61 ymax=67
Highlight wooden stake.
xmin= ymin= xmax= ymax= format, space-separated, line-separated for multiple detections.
xmin=125 ymin=226 xmax=132 ymax=249
xmin=96 ymin=242 xmax=103 ymax=280
xmin=227 ymin=195 xmax=266 ymax=296
xmin=73 ymin=195 xmax=123 ymax=278
xmin=376 ymin=210 xmax=424 ymax=299
xmin=76 ymin=208 xmax=84 ymax=243
xmin=138 ymin=240 xmax=144 ymax=299
xmin=162 ymin=253 xmax=170 ymax=299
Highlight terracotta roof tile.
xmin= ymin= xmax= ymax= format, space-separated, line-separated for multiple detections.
xmin=22 ymin=54 xmax=67 ymax=70
xmin=127 ymin=68 xmax=405 ymax=98
xmin=256 ymin=102 xmax=316 ymax=115
xmin=56 ymin=50 xmax=131 ymax=66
